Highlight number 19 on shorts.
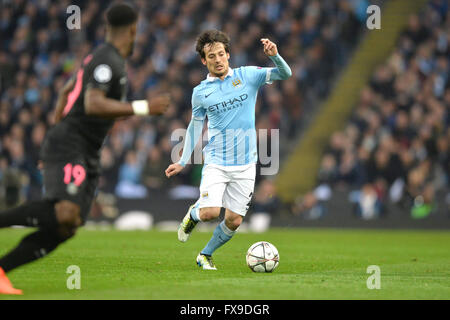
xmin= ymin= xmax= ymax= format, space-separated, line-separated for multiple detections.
xmin=63 ymin=163 xmax=86 ymax=188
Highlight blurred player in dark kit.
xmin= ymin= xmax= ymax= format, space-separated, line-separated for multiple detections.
xmin=0 ymin=2 xmax=170 ymax=294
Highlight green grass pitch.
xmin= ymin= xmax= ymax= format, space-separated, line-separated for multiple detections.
xmin=0 ymin=228 xmax=449 ymax=300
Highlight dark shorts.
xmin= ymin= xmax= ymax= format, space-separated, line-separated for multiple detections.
xmin=40 ymin=123 xmax=101 ymax=222
xmin=42 ymin=158 xmax=99 ymax=223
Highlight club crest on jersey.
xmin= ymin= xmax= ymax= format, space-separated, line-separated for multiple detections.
xmin=232 ymin=78 xmax=242 ymax=88
xmin=94 ymin=64 xmax=112 ymax=83
xmin=201 ymin=191 xmax=209 ymax=198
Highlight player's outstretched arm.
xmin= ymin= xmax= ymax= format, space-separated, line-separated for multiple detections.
xmin=84 ymin=88 xmax=170 ymax=118
xmin=261 ymin=38 xmax=292 ymax=81
xmin=165 ymin=116 xmax=204 ymax=178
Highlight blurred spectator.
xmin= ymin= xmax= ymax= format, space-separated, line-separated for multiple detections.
xmin=141 ymin=146 xmax=169 ymax=190
xmin=249 ymin=178 xmax=281 ymax=232
xmin=115 ymin=150 xmax=147 ymax=199
xmin=309 ymin=2 xmax=449 ymax=219
xmin=292 ymin=187 xmax=328 ymax=220
xmin=0 ymin=0 xmax=366 ymax=211
xmin=317 ymin=153 xmax=339 ymax=186
xmin=98 ymin=146 xmax=119 ymax=194
xmin=0 ymin=168 xmax=25 ymax=210
xmin=350 ymin=183 xmax=384 ymax=220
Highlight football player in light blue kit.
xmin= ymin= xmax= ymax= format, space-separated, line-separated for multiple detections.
xmin=165 ymin=30 xmax=291 ymax=270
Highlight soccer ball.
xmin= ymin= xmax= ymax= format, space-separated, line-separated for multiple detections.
xmin=246 ymin=241 xmax=279 ymax=273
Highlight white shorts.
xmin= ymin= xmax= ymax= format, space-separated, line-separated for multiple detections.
xmin=196 ymin=163 xmax=256 ymax=216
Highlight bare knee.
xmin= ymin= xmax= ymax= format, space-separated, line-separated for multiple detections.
xmin=57 ymin=225 xmax=78 ymax=240
xmin=225 ymin=211 xmax=243 ymax=231
xmin=199 ymin=207 xmax=221 ymax=221
xmin=54 ymin=200 xmax=82 ymax=229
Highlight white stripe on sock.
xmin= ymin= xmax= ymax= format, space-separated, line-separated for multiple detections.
xmin=219 ymin=221 xmax=236 ymax=237
xmin=191 ymin=204 xmax=201 ymax=222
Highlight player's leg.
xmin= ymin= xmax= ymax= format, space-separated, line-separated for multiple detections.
xmin=0 ymin=162 xmax=81 ymax=295
xmin=198 ymin=207 xmax=221 ymax=221
xmin=0 ymin=159 xmax=94 ymax=294
xmin=196 ymin=208 xmax=243 ymax=270
xmin=0 ymin=199 xmax=81 ymax=295
xmin=0 ymin=167 xmax=88 ymax=228
xmin=197 ymin=165 xmax=255 ymax=269
xmin=0 ymin=200 xmax=58 ymax=228
xmin=178 ymin=165 xmax=228 ymax=242
xmin=198 ymin=209 xmax=243 ymax=256
xmin=0 ymin=201 xmax=81 ymax=271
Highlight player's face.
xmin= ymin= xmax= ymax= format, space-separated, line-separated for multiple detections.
xmin=201 ymin=42 xmax=230 ymax=78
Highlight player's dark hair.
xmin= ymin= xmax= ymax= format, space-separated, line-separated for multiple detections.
xmin=196 ymin=30 xmax=230 ymax=59
xmin=106 ymin=2 xmax=138 ymax=27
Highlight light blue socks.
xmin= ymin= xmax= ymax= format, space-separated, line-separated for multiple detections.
xmin=201 ymin=221 xmax=236 ymax=256
xmin=189 ymin=203 xmax=201 ymax=222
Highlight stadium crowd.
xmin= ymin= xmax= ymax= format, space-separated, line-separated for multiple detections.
xmin=0 ymin=0 xmax=368 ymax=212
xmin=294 ymin=1 xmax=449 ymax=220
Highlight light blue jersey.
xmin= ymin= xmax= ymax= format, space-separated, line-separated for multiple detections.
xmin=192 ymin=66 xmax=270 ymax=166
xmin=178 ymin=53 xmax=291 ymax=167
